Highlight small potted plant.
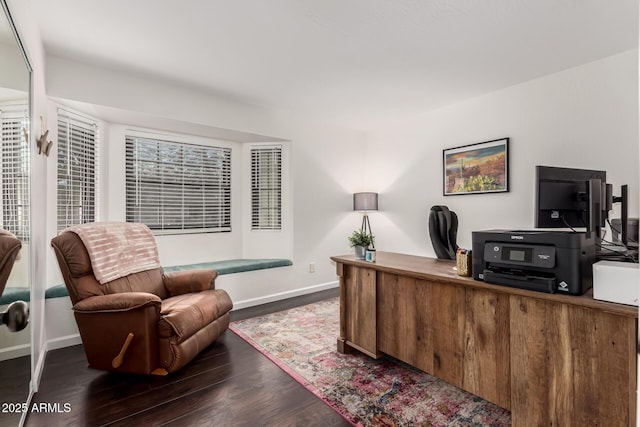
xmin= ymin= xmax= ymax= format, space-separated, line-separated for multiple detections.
xmin=348 ymin=229 xmax=374 ymax=260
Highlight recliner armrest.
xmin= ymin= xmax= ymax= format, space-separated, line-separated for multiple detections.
xmin=162 ymin=269 xmax=218 ymax=297
xmin=73 ymin=292 xmax=161 ymax=313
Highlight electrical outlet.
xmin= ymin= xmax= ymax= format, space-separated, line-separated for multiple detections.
xmin=309 ymin=262 xmax=316 ymax=273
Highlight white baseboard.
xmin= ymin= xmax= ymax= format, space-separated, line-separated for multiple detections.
xmin=0 ymin=343 xmax=30 ymax=362
xmin=47 ymin=334 xmax=82 ymax=351
xmin=31 ymin=343 xmax=47 ymax=395
xmin=19 ymin=385 xmax=33 ymax=427
xmin=28 ymin=334 xmax=82 ymax=392
xmin=231 ymin=280 xmax=339 ymax=310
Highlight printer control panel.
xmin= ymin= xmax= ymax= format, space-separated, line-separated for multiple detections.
xmin=483 ymin=242 xmax=556 ymax=269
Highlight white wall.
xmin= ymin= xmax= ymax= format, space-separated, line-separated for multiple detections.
xmin=366 ymin=50 xmax=639 ymax=256
xmin=0 ymin=41 xmax=28 ymax=91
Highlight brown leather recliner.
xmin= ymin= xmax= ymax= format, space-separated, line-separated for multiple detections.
xmin=0 ymin=229 xmax=21 ymax=299
xmin=0 ymin=229 xmax=27 ymax=332
xmin=51 ymin=229 xmax=233 ymax=375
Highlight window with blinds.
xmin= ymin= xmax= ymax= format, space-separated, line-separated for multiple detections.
xmin=57 ymin=110 xmax=99 ymax=231
xmin=251 ymin=145 xmax=282 ymax=230
xmin=125 ymin=135 xmax=231 ymax=233
xmin=0 ymin=106 xmax=29 ymax=241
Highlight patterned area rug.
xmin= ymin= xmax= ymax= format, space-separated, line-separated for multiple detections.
xmin=229 ymin=298 xmax=511 ymax=427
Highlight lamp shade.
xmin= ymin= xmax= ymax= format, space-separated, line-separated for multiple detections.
xmin=353 ymin=192 xmax=378 ymax=211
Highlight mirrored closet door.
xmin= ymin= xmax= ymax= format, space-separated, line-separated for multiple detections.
xmin=0 ymin=0 xmax=32 ymax=425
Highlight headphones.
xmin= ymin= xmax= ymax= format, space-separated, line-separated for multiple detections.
xmin=428 ymin=205 xmax=459 ymax=259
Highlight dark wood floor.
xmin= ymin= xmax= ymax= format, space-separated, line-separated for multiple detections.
xmin=0 ymin=354 xmax=30 ymax=427
xmin=25 ymin=288 xmax=351 ymax=427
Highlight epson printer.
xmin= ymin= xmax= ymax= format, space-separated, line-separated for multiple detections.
xmin=472 ymin=230 xmax=595 ymax=295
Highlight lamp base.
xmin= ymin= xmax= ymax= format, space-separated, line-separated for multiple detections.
xmin=361 ymin=213 xmax=375 ymax=249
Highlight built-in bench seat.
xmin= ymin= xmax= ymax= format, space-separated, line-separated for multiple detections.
xmin=163 ymin=259 xmax=292 ymax=275
xmin=0 ymin=287 xmax=29 ymax=305
xmin=24 ymin=258 xmax=293 ymax=304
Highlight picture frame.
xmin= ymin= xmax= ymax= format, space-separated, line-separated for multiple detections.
xmin=443 ymin=137 xmax=509 ymax=196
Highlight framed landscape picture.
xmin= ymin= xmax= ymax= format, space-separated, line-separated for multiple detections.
xmin=443 ymin=137 xmax=509 ymax=195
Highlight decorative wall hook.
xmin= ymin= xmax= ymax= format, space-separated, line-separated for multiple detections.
xmin=37 ymin=116 xmax=53 ymax=156
xmin=37 ymin=129 xmax=53 ymax=156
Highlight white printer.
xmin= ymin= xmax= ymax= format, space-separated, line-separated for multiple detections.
xmin=592 ymin=260 xmax=639 ymax=306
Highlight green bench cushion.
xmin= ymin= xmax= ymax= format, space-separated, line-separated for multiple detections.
xmin=39 ymin=258 xmax=292 ymax=302
xmin=45 ymin=284 xmax=69 ymax=299
xmin=1 ymin=287 xmax=30 ymax=305
xmin=163 ymin=259 xmax=292 ymax=275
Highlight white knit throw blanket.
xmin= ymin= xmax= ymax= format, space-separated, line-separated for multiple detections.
xmin=64 ymin=222 xmax=161 ymax=284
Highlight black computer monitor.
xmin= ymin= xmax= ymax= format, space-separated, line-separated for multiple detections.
xmin=535 ymin=165 xmax=606 ymax=238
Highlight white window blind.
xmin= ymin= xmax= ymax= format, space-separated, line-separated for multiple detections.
xmin=0 ymin=106 xmax=29 ymax=240
xmin=251 ymin=145 xmax=282 ymax=230
xmin=57 ymin=110 xmax=99 ymax=232
xmin=125 ymin=135 xmax=231 ymax=233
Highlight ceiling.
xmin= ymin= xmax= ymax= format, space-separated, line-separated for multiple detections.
xmin=31 ymin=0 xmax=638 ymax=131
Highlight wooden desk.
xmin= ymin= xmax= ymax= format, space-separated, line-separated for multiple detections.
xmin=331 ymin=251 xmax=638 ymax=427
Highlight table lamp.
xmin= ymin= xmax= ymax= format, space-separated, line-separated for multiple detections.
xmin=353 ymin=192 xmax=378 ymax=248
